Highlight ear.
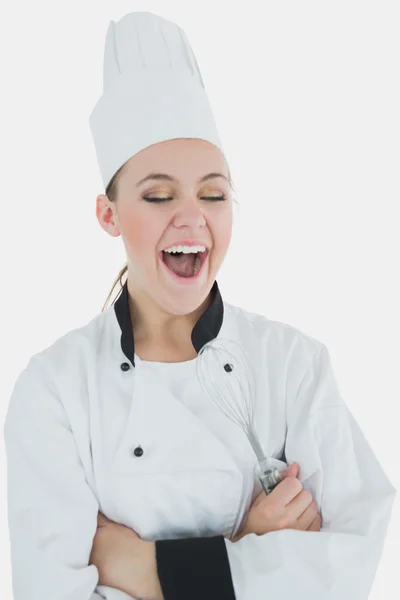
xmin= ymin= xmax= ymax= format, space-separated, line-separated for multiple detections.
xmin=96 ymin=194 xmax=120 ymax=238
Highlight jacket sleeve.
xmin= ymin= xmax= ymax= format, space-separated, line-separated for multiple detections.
xmin=223 ymin=343 xmax=397 ymax=600
xmin=3 ymin=355 xmax=106 ymax=600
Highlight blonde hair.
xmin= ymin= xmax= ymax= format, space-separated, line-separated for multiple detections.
xmin=101 ymin=158 xmax=236 ymax=312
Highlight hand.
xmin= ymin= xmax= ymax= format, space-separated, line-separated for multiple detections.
xmin=89 ymin=512 xmax=163 ymax=600
xmin=231 ymin=463 xmax=322 ymax=542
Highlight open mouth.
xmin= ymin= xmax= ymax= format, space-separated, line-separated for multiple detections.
xmin=160 ymin=249 xmax=209 ymax=280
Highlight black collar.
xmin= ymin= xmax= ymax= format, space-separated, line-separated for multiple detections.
xmin=114 ymin=279 xmax=224 ymax=366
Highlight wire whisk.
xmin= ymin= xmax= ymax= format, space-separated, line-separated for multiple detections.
xmin=196 ymin=337 xmax=282 ymax=495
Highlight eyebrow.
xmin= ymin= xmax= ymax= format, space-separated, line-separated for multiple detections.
xmin=135 ymin=172 xmax=229 ymax=187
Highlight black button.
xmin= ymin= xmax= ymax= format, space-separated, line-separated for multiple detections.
xmin=120 ymin=362 xmax=130 ymax=371
xmin=133 ymin=446 xmax=144 ymax=457
xmin=224 ymin=363 xmax=233 ymax=372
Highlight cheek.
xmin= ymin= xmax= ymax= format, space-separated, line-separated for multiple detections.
xmin=121 ymin=210 xmax=162 ymax=255
xmin=212 ymin=208 xmax=233 ymax=250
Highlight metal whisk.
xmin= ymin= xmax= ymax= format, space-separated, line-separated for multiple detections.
xmin=196 ymin=337 xmax=282 ymax=495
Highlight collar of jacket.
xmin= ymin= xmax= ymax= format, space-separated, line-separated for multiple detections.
xmin=114 ymin=279 xmax=224 ymax=367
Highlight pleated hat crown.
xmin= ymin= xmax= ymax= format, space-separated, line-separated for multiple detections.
xmin=89 ymin=11 xmax=225 ymax=189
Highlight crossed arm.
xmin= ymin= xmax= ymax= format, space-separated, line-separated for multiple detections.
xmin=4 ymin=348 xmax=396 ymax=600
xmin=90 ymin=462 xmax=322 ymax=600
xmin=89 ymin=511 xmax=163 ymax=600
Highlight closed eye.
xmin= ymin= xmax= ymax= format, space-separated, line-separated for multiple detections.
xmin=142 ymin=195 xmax=226 ymax=203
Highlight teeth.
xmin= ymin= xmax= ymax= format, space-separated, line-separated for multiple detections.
xmin=163 ymin=244 xmax=206 ymax=254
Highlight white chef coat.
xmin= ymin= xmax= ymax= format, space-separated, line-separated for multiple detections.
xmin=3 ymin=279 xmax=396 ymax=600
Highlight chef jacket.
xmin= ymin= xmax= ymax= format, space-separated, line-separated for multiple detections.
xmin=3 ymin=279 xmax=397 ymax=600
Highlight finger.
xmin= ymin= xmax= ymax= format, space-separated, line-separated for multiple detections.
xmin=285 ymin=488 xmax=315 ymax=522
xmin=293 ymin=502 xmax=318 ymax=531
xmin=307 ymin=513 xmax=322 ymax=531
xmin=97 ymin=512 xmax=109 ymax=527
xmin=270 ymin=476 xmax=303 ymax=507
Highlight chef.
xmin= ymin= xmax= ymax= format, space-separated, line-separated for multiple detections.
xmin=3 ymin=10 xmax=396 ymax=600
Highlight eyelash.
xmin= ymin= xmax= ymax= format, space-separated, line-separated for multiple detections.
xmin=142 ymin=195 xmax=226 ymax=203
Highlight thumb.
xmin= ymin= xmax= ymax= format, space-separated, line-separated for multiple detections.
xmin=280 ymin=462 xmax=299 ymax=479
xmin=252 ymin=462 xmax=299 ymax=508
xmin=252 ymin=462 xmax=300 ymax=508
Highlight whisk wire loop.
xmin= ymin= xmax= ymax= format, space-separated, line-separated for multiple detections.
xmin=195 ymin=337 xmax=283 ymax=494
xmin=196 ymin=338 xmax=261 ymax=457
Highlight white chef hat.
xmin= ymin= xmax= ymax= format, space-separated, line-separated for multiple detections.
xmin=89 ymin=11 xmax=225 ymax=190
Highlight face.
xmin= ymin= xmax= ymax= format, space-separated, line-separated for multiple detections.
xmin=96 ymin=138 xmax=233 ymax=316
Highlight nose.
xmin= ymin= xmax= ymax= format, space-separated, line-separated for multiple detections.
xmin=172 ymin=195 xmax=207 ymax=229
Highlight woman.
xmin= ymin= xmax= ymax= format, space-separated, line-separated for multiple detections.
xmin=4 ymin=11 xmax=396 ymax=600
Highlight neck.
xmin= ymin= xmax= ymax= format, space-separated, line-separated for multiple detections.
xmin=127 ymin=278 xmax=213 ymax=349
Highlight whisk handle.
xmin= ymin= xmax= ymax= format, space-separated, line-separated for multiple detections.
xmin=258 ymin=468 xmax=283 ymax=495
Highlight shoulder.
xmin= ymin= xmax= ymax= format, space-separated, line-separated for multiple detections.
xmin=17 ymin=305 xmax=115 ymax=384
xmin=223 ymin=300 xmax=325 ymax=360
xmin=6 ymin=307 xmax=115 ymax=431
xmin=222 ymin=301 xmax=333 ymax=412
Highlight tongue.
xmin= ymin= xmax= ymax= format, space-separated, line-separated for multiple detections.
xmin=163 ymin=252 xmax=197 ymax=277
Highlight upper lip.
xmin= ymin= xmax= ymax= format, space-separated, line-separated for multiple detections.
xmin=161 ymin=240 xmax=210 ymax=251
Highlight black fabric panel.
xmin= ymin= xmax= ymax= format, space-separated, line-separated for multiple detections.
xmin=155 ymin=535 xmax=236 ymax=600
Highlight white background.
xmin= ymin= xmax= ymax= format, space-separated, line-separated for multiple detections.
xmin=1 ymin=0 xmax=399 ymax=598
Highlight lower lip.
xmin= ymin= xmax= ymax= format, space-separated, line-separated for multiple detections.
xmin=159 ymin=250 xmax=209 ymax=285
